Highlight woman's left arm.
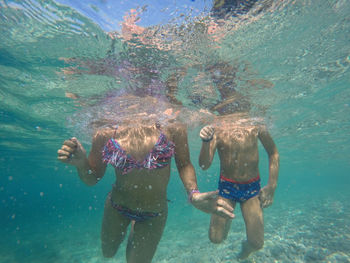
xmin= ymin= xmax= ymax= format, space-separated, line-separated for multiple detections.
xmin=171 ymin=124 xmax=198 ymax=193
xmin=171 ymin=125 xmax=234 ymax=219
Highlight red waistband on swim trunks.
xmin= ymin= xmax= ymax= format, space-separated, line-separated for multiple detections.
xmin=220 ymin=172 xmax=260 ymax=184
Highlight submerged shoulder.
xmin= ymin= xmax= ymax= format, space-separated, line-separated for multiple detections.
xmin=167 ymin=122 xmax=186 ymax=133
xmin=257 ymin=124 xmax=269 ymax=135
xmin=92 ymin=128 xmax=113 ymax=144
xmin=213 ymin=125 xmax=227 ymax=138
xmin=166 ymin=122 xmax=187 ymax=141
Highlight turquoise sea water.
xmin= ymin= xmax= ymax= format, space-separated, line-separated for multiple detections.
xmin=1 ymin=0 xmax=350 ymax=262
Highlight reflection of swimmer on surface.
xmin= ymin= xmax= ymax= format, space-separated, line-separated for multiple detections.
xmin=60 ymin=8 xmax=188 ymax=107
xmin=111 ymin=2 xmax=275 ymax=50
xmin=60 ymin=41 xmax=187 ymax=107
xmin=108 ymin=8 xmax=177 ymax=51
xmin=57 ymin=94 xmax=234 ymax=263
xmin=198 ymin=90 xmax=279 ymax=259
xmin=188 ymin=60 xmax=273 ymax=116
xmin=59 ymin=7 xmax=180 ymax=104
xmin=61 ymin=54 xmax=183 ymax=105
xmin=207 ymin=0 xmax=274 ymax=41
xmin=211 ymin=0 xmax=260 ymax=19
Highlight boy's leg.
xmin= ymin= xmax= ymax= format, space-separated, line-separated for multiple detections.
xmin=209 ymin=197 xmax=236 ymax=244
xmin=239 ymin=195 xmax=264 ymax=259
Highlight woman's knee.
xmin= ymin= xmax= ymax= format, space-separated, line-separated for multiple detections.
xmin=101 ymin=237 xmax=122 ymax=258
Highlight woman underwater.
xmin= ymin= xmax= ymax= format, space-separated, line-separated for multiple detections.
xmin=57 ymin=94 xmax=234 ymax=263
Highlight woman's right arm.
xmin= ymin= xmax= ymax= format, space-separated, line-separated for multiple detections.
xmin=57 ymin=130 xmax=108 ymax=186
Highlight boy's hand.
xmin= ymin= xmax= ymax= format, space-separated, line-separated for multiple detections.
xmin=199 ymin=125 xmax=215 ymax=142
xmin=259 ymin=186 xmax=275 ymax=208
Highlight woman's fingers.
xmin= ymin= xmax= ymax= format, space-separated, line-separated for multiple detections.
xmin=57 ymin=155 xmax=69 ymax=161
xmin=216 ymin=206 xmax=235 ymax=219
xmin=60 ymin=145 xmax=75 ymax=153
xmin=57 ymin=149 xmax=71 ymax=163
xmin=63 ymin=139 xmax=76 ymax=148
xmin=58 ymin=149 xmax=68 ymax=156
xmin=191 ymin=191 xmax=235 ymax=219
xmin=217 ymin=198 xmax=234 ymax=213
xmin=57 ymin=138 xmax=77 ymax=163
xmin=214 ymin=196 xmax=235 ymax=219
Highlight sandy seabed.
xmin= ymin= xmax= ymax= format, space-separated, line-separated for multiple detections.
xmin=2 ymin=193 xmax=349 ymax=263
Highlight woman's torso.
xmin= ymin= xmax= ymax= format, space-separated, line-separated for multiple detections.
xmin=102 ymin=124 xmax=174 ymax=212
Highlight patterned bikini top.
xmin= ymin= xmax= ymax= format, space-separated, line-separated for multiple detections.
xmin=102 ymin=125 xmax=175 ymax=174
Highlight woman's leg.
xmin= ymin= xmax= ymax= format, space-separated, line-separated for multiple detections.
xmin=101 ymin=196 xmax=132 ymax=258
xmin=126 ymin=207 xmax=168 ymax=263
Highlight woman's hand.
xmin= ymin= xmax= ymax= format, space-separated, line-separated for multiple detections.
xmin=199 ymin=125 xmax=215 ymax=142
xmin=57 ymin=137 xmax=87 ymax=167
xmin=191 ymin=191 xmax=235 ymax=219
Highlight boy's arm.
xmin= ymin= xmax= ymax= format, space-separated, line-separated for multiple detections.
xmin=258 ymin=126 xmax=280 ymax=207
xmin=198 ymin=125 xmax=217 ymax=170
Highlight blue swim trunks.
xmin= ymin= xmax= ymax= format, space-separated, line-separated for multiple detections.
xmin=218 ymin=174 xmax=261 ymax=202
